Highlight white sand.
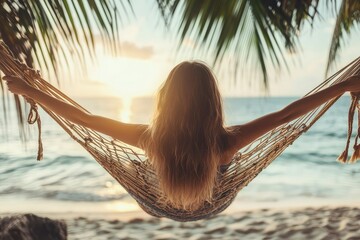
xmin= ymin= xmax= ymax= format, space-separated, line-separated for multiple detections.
xmin=4 ymin=206 xmax=360 ymax=240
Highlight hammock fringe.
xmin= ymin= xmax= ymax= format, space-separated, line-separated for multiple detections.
xmin=337 ymin=94 xmax=360 ymax=164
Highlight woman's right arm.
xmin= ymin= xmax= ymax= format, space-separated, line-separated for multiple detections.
xmin=227 ymin=76 xmax=360 ymax=153
xmin=3 ymin=76 xmax=148 ymax=147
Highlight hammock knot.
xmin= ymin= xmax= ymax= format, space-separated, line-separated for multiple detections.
xmin=274 ymin=144 xmax=280 ymax=152
xmin=27 ymin=102 xmax=39 ymax=124
xmin=233 ymin=152 xmax=242 ymax=159
xmin=280 ymin=124 xmax=292 ymax=134
xmin=84 ymin=137 xmax=93 ymax=146
xmin=28 ymin=68 xmax=41 ymax=80
xmin=299 ymin=123 xmax=308 ymax=132
xmin=20 ymin=63 xmax=28 ymax=72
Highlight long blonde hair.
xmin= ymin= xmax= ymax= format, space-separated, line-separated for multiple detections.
xmin=141 ymin=61 xmax=226 ymax=210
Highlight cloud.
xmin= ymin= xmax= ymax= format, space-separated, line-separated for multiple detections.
xmin=90 ymin=34 xmax=154 ymax=60
xmin=118 ymin=41 xmax=154 ymax=60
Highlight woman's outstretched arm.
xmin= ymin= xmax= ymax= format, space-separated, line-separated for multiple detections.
xmin=3 ymin=76 xmax=147 ymax=148
xmin=227 ymin=76 xmax=360 ymax=154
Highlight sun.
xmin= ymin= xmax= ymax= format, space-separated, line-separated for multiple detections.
xmin=83 ymin=55 xmax=168 ymax=122
xmin=90 ymin=56 xmax=164 ymax=99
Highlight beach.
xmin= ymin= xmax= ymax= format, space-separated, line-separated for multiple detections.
xmin=2 ymin=0 xmax=360 ymax=238
xmin=2 ymin=97 xmax=360 ymax=239
xmin=3 ymin=205 xmax=360 ymax=239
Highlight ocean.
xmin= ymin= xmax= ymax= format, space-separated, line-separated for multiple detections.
xmin=1 ymin=96 xmax=360 ymax=213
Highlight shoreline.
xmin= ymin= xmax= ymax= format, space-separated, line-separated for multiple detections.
xmin=2 ymin=204 xmax=360 ymax=239
xmin=2 ymin=195 xmax=360 ymax=217
xmin=2 ymin=202 xmax=360 ymax=221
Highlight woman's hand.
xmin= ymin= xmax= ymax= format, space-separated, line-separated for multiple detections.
xmin=343 ymin=75 xmax=360 ymax=95
xmin=3 ymin=75 xmax=33 ymax=97
xmin=227 ymin=74 xmax=359 ymax=152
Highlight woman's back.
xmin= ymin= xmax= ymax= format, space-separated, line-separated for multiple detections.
xmin=140 ymin=61 xmax=227 ymax=210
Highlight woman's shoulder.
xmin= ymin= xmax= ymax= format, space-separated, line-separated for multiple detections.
xmin=220 ymin=126 xmax=243 ymax=164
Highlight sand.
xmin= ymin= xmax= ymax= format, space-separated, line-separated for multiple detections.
xmin=6 ymin=206 xmax=359 ymax=240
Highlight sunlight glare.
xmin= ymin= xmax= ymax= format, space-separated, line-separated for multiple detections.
xmin=90 ymin=56 xmax=164 ymax=99
xmin=120 ymin=97 xmax=132 ymax=122
xmin=105 ymin=201 xmax=139 ymax=212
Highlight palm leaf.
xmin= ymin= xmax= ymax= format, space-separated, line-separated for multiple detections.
xmin=0 ymin=0 xmax=132 ymax=137
xmin=156 ymin=0 xmax=328 ymax=86
xmin=325 ymin=0 xmax=360 ymax=76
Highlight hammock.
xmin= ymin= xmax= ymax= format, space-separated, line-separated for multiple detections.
xmin=0 ymin=41 xmax=359 ymax=222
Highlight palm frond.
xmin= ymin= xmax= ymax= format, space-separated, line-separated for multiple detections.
xmin=156 ymin=0 xmax=324 ymax=87
xmin=325 ymin=0 xmax=360 ymax=76
xmin=0 ymin=0 xmax=132 ymax=80
xmin=0 ymin=0 xmax=132 ymax=137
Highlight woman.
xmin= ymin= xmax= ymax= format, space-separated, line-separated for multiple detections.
xmin=3 ymin=61 xmax=360 ymax=210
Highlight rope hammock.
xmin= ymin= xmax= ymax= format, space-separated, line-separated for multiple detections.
xmin=0 ymin=41 xmax=359 ymax=222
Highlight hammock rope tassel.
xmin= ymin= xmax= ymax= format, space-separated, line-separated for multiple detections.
xmin=25 ymin=67 xmax=43 ymax=161
xmin=338 ymin=93 xmax=360 ymax=163
xmin=350 ymin=94 xmax=360 ymax=163
xmin=0 ymin=42 xmax=43 ymax=160
xmin=27 ymin=100 xmax=43 ymax=161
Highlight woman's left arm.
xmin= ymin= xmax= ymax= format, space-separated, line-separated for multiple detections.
xmin=3 ymin=76 xmax=147 ymax=147
xmin=227 ymin=76 xmax=360 ymax=152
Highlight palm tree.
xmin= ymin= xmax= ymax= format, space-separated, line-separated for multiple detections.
xmin=0 ymin=0 xmax=132 ymax=131
xmin=0 ymin=0 xmax=359 ymax=132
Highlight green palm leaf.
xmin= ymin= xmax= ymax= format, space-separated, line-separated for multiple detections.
xmin=157 ymin=0 xmax=322 ymax=86
xmin=325 ymin=0 xmax=360 ymax=75
xmin=156 ymin=0 xmax=359 ymax=85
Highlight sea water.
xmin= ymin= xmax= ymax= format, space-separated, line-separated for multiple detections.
xmin=1 ymin=96 xmax=360 ymax=213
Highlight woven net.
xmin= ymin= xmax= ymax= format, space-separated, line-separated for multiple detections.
xmin=0 ymin=41 xmax=359 ymax=221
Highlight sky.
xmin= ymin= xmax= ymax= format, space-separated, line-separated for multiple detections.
xmin=61 ymin=1 xmax=360 ymax=99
